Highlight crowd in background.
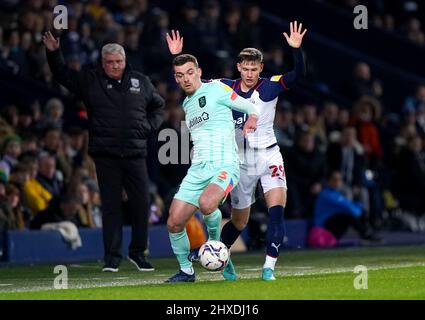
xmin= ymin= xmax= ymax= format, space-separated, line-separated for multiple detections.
xmin=0 ymin=0 xmax=424 ymax=240
xmin=329 ymin=0 xmax=425 ymax=47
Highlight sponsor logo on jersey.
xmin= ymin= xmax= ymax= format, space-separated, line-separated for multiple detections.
xmin=233 ymin=113 xmax=247 ymax=128
xmin=188 ymin=112 xmax=209 ymax=129
xmin=198 ymin=96 xmax=206 ymax=108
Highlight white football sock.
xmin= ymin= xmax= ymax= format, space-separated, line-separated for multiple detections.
xmin=263 ymin=255 xmax=278 ymax=270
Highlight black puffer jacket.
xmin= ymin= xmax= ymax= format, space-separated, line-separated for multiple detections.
xmin=46 ymin=49 xmax=164 ymax=158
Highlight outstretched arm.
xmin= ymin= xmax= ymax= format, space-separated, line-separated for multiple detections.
xmin=43 ymin=31 xmax=86 ymax=97
xmin=223 ymin=88 xmax=260 ymax=136
xmin=282 ymin=21 xmax=307 ymax=87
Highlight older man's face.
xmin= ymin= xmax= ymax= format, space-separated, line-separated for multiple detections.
xmin=102 ymin=52 xmax=126 ymax=80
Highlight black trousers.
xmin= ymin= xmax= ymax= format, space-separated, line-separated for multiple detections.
xmin=94 ymin=156 xmax=149 ymax=265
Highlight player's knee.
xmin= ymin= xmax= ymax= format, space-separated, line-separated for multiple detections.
xmin=232 ymin=217 xmax=248 ymax=231
xmin=198 ymin=197 xmax=217 ymax=215
xmin=167 ymin=213 xmax=185 ymax=233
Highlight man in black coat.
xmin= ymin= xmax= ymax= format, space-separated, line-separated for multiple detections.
xmin=43 ymin=31 xmax=165 ymax=272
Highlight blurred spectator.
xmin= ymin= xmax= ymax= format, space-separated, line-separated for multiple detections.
xmin=65 ymin=126 xmax=87 ymax=169
xmin=5 ymin=184 xmax=26 ymax=230
xmin=350 ymin=96 xmax=383 ymax=168
xmin=300 ymin=103 xmax=327 ymax=152
xmin=264 ymin=45 xmax=287 ymax=76
xmin=403 ymin=84 xmax=425 ymax=114
xmin=416 ymin=105 xmax=425 ymax=137
xmin=85 ymin=178 xmax=102 ymax=228
xmin=175 ymin=2 xmax=201 ymax=55
xmin=29 ymin=192 xmax=82 ymax=229
xmin=240 ymin=4 xmax=262 ymax=50
xmin=20 ymin=133 xmax=39 ymax=157
xmin=35 ymin=152 xmax=62 ymax=207
xmin=373 ymin=14 xmax=395 ymax=32
xmin=286 ymin=130 xmax=326 ymax=218
xmin=124 ymin=27 xmax=144 ymax=73
xmin=9 ymin=163 xmax=30 ymax=191
xmin=320 ymin=101 xmax=341 ymax=140
xmin=197 ymin=0 xmax=226 ymax=75
xmin=393 ymin=135 xmax=425 ymax=224
xmin=0 ymin=181 xmax=11 ymax=231
xmin=41 ymin=126 xmax=72 ymax=183
xmin=142 ymin=8 xmax=172 ymax=77
xmin=68 ymin=180 xmax=96 ymax=228
xmin=1 ymin=105 xmax=19 ymax=129
xmin=274 ymin=102 xmax=296 ymax=149
xmin=327 ymin=126 xmax=369 ymax=210
xmin=16 ymin=104 xmax=33 ymax=137
xmin=2 ymin=28 xmax=30 ymax=76
xmin=404 ymin=18 xmax=425 ymax=46
xmin=308 ymin=171 xmax=380 ymax=248
xmin=79 ymin=22 xmax=99 ymax=66
xmin=23 ymin=154 xmax=51 ymax=215
xmin=37 ymin=98 xmax=64 ymax=131
xmin=222 ymin=4 xmax=244 ymax=55
xmin=0 ymin=134 xmax=22 ymax=182
xmin=350 ymin=96 xmax=386 ymax=228
xmin=344 ymin=62 xmax=383 ymax=101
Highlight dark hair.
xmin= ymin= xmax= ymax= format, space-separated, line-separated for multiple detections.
xmin=61 ymin=192 xmax=82 ymax=205
xmin=238 ymin=48 xmax=263 ymax=63
xmin=172 ymin=54 xmax=199 ymax=68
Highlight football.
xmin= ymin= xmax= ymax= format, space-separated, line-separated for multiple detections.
xmin=198 ymin=240 xmax=230 ymax=271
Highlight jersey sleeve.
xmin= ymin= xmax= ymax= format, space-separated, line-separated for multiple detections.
xmin=215 ymin=81 xmax=259 ymax=116
xmin=267 ymin=75 xmax=288 ymax=94
xmin=263 ymin=48 xmax=305 ymax=97
xmin=219 ymin=78 xmax=236 ymax=88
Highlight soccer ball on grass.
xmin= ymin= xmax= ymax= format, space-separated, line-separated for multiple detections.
xmin=198 ymin=240 xmax=230 ymax=271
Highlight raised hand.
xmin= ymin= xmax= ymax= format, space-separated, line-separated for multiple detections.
xmin=283 ymin=21 xmax=307 ymax=48
xmin=166 ymin=30 xmax=183 ymax=55
xmin=42 ymin=31 xmax=60 ymax=51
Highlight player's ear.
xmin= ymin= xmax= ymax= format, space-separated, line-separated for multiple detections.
xmin=259 ymin=63 xmax=264 ymax=73
xmin=237 ymin=63 xmax=242 ymax=72
xmin=198 ymin=67 xmax=202 ymax=78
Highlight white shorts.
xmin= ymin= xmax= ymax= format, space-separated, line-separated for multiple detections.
xmin=230 ymin=145 xmax=287 ymax=209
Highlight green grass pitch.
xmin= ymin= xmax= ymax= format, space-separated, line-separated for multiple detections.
xmin=0 ymin=245 xmax=424 ymax=299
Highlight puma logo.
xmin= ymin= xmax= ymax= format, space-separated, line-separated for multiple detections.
xmin=271 ymin=243 xmax=281 ymax=253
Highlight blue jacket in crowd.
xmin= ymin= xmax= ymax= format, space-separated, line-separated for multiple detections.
xmin=313 ymin=187 xmax=363 ymax=227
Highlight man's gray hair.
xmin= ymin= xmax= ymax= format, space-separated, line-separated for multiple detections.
xmin=101 ymin=43 xmax=126 ymax=59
